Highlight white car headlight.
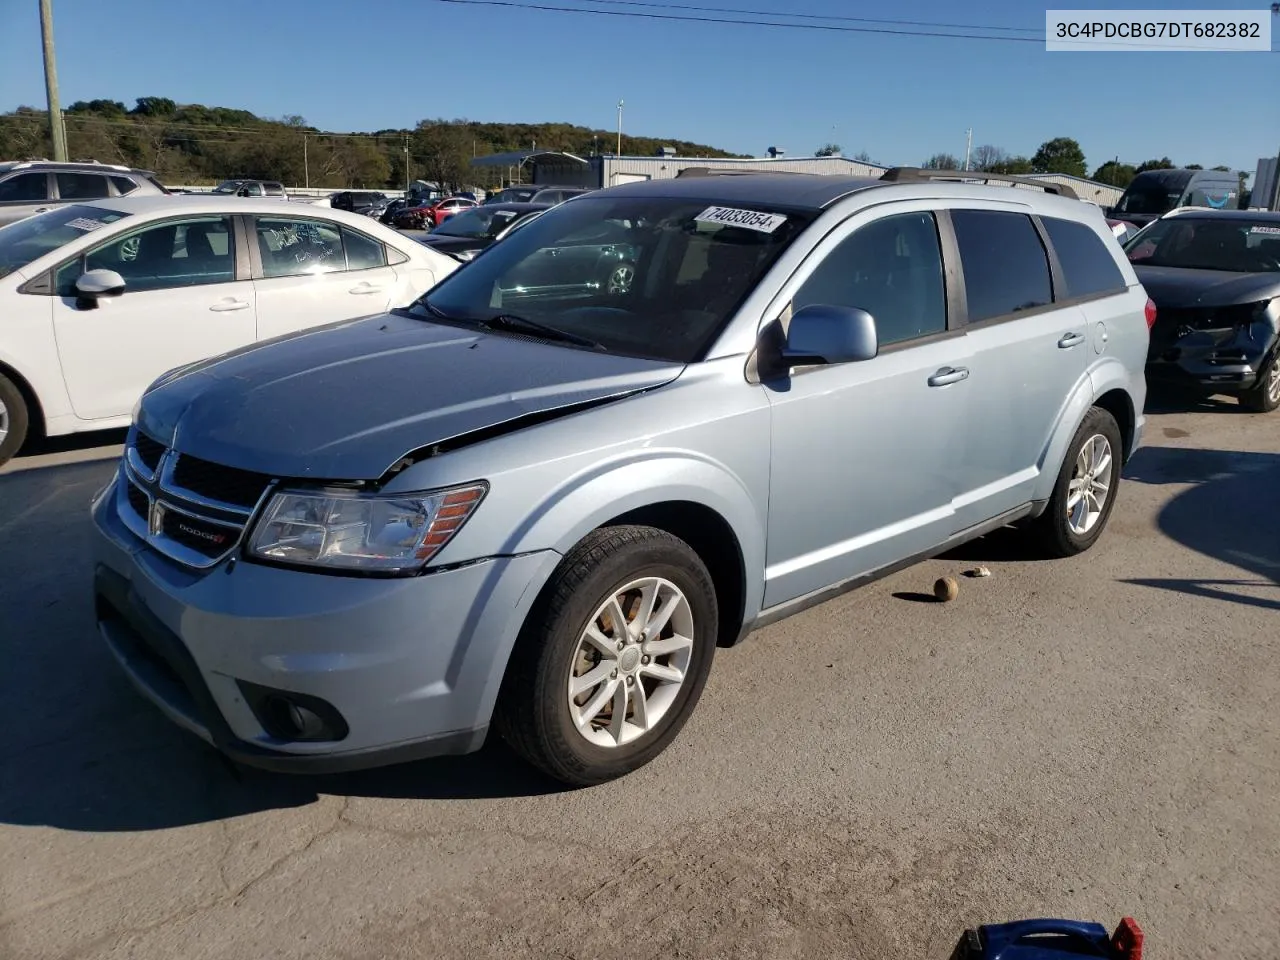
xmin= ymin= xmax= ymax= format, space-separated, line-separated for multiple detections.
xmin=248 ymin=483 xmax=486 ymax=573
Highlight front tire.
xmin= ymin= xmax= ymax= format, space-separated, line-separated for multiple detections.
xmin=1030 ymin=407 xmax=1123 ymax=558
xmin=494 ymin=525 xmax=718 ymax=787
xmin=0 ymin=373 xmax=31 ymax=468
xmin=1240 ymin=354 xmax=1280 ymax=413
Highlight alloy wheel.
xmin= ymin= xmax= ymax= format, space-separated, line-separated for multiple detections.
xmin=1066 ymin=434 xmax=1113 ymax=535
xmin=607 ymin=264 xmax=635 ymax=295
xmin=1267 ymin=362 xmax=1280 ymax=406
xmin=0 ymin=397 xmax=8 ymax=447
xmin=567 ymin=576 xmax=694 ymax=748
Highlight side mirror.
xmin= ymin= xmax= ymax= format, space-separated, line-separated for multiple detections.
xmin=781 ymin=303 xmax=878 ymax=367
xmin=76 ymin=269 xmax=126 ymax=298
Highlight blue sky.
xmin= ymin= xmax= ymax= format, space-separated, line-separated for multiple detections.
xmin=2 ymin=0 xmax=1277 ymax=176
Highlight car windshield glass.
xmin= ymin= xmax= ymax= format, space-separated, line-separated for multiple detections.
xmin=1124 ymin=217 xmax=1280 ymax=272
xmin=432 ymin=207 xmax=523 ymax=238
xmin=212 ymin=181 xmax=243 ymax=194
xmin=0 ymin=204 xmax=131 ymax=279
xmin=404 ymin=195 xmax=812 ymax=362
xmin=487 ymin=188 xmax=536 ymax=204
xmin=1114 ymin=185 xmax=1180 ymax=216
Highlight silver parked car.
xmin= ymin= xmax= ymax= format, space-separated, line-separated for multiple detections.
xmin=91 ymin=169 xmax=1150 ymax=786
xmin=0 ymin=160 xmax=168 ymax=227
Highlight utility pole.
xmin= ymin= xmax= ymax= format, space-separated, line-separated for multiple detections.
xmin=617 ymin=100 xmax=624 ymax=156
xmin=303 ymin=134 xmax=309 ymax=190
xmin=39 ymin=0 xmax=68 ymax=162
xmin=403 ymin=135 xmax=410 ymax=193
xmin=964 ymin=128 xmax=973 ymax=171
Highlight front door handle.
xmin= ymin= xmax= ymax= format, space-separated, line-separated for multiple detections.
xmin=1058 ymin=332 xmax=1086 ymax=348
xmin=349 ymin=283 xmax=383 ymax=295
xmin=209 ymin=299 xmax=250 ymax=312
xmin=928 ymin=366 xmax=970 ymax=387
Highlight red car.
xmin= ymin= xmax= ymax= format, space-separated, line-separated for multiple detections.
xmin=392 ymin=196 xmax=480 ymax=230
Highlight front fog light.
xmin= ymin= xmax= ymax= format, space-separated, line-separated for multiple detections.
xmin=248 ymin=483 xmax=486 ymax=572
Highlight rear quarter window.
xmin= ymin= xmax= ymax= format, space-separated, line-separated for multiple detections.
xmin=1041 ymin=217 xmax=1127 ymax=299
xmin=951 ymin=210 xmax=1053 ymax=323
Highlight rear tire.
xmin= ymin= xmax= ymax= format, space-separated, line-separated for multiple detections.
xmin=0 ymin=373 xmax=31 ymax=468
xmin=1029 ymin=407 xmax=1123 ymax=558
xmin=1240 ymin=354 xmax=1280 ymax=413
xmin=494 ymin=525 xmax=718 ymax=787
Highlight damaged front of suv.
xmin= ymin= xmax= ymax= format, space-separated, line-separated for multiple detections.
xmin=1125 ymin=210 xmax=1280 ymax=412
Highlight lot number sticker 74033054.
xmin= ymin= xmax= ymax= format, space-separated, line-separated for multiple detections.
xmin=694 ymin=206 xmax=788 ymax=234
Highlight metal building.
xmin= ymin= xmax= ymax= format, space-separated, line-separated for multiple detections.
xmin=1021 ymin=173 xmax=1123 ymax=208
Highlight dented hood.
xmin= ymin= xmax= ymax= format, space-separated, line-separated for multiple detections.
xmin=136 ymin=313 xmax=683 ymax=479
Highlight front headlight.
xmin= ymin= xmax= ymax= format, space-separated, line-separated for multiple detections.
xmin=247 ymin=483 xmax=487 ymax=573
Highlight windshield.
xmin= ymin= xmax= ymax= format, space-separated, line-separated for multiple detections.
xmin=212 ymin=180 xmax=243 ymax=194
xmin=433 ymin=206 xmax=525 ymax=239
xmin=486 ymin=188 xmax=537 ymax=205
xmin=405 ymin=195 xmax=812 ymax=362
xmin=1124 ymin=217 xmax=1280 ymax=272
xmin=1114 ymin=184 xmax=1181 ymax=216
xmin=0 ymin=204 xmax=131 ymax=279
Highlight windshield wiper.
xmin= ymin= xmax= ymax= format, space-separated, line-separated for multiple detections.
xmin=479 ymin=313 xmax=604 ymax=351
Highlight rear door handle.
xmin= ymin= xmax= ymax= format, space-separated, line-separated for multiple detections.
xmin=928 ymin=366 xmax=970 ymax=387
xmin=349 ymin=283 xmax=383 ymax=295
xmin=1058 ymin=332 xmax=1086 ymax=348
xmin=209 ymin=299 xmax=250 ymax=312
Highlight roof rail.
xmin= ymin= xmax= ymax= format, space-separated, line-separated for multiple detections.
xmin=878 ymin=167 xmax=1079 ymax=200
xmin=10 ymin=158 xmax=134 ymax=173
xmin=675 ymin=166 xmax=818 ymax=179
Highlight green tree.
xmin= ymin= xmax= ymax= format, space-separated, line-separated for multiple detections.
xmin=1185 ymin=163 xmax=1203 ymax=170
xmin=814 ymin=143 xmax=841 ymax=157
xmin=1211 ymin=165 xmax=1232 ymax=172
xmin=1031 ymin=137 xmax=1086 ymax=177
xmin=1091 ymin=160 xmax=1137 ymax=187
xmin=922 ymin=152 xmax=961 ymax=170
xmin=131 ymin=97 xmax=176 ymax=118
xmin=990 ymin=156 xmax=1034 ymax=175
xmin=1135 ymin=157 xmax=1174 ymax=173
xmin=853 ymin=150 xmax=873 ymax=163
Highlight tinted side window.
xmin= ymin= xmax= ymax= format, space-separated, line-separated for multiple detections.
xmin=793 ymin=211 xmax=947 ymax=346
xmin=110 ymin=175 xmax=139 ymax=196
xmin=343 ymin=227 xmax=386 ymax=270
xmin=255 ymin=217 xmax=343 ymax=277
xmin=0 ymin=172 xmax=49 ymax=202
xmin=56 ymin=173 xmax=110 ymax=200
xmin=59 ymin=216 xmax=236 ymax=293
xmin=264 ymin=183 xmax=285 ymax=197
xmin=951 ymin=210 xmax=1052 ymax=322
xmin=1041 ymin=217 xmax=1126 ymax=299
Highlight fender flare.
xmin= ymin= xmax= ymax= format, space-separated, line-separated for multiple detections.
xmin=1032 ymin=360 xmax=1137 ymax=504
xmin=502 ymin=447 xmax=768 ymax=621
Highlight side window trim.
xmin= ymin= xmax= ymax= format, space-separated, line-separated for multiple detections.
xmin=1029 ymin=215 xmax=1065 ymax=303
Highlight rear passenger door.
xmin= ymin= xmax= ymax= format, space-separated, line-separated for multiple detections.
xmin=944 ymin=207 xmax=1093 ymax=529
xmin=0 ymin=171 xmax=52 ymax=226
xmin=250 ymin=214 xmax=404 ymax=339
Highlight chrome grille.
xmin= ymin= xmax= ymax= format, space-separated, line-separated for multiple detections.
xmin=120 ymin=431 xmax=275 ymax=569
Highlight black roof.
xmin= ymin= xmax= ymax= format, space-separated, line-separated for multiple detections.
xmin=478 ymin=201 xmax=554 ymax=213
xmin=600 ymin=173 xmax=881 ymax=211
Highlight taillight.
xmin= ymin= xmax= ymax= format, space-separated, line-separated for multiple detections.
xmin=1144 ymin=298 xmax=1157 ymax=330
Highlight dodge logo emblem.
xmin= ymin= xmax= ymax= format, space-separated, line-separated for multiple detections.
xmin=148 ymin=500 xmax=167 ymax=538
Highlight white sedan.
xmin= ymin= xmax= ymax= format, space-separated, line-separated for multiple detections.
xmin=0 ymin=196 xmax=457 ymax=465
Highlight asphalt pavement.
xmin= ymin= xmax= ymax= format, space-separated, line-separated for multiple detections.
xmin=1 ymin=400 xmax=1277 ymax=960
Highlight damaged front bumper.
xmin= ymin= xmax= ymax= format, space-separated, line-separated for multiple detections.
xmin=1146 ymin=301 xmax=1279 ymax=392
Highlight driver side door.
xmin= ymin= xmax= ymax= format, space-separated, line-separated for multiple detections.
xmin=50 ymin=215 xmax=255 ymax=421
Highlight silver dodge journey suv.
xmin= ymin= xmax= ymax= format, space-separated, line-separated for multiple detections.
xmin=92 ymin=168 xmax=1150 ymax=785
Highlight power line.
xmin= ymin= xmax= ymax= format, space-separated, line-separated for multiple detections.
xmin=574 ymin=0 xmax=1041 ymax=34
xmin=426 ymin=0 xmax=1278 ymax=48
xmin=426 ymin=0 xmax=1048 ymax=41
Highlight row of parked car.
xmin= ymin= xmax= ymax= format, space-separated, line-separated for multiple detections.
xmin=2 ymin=158 xmax=1277 ymax=791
